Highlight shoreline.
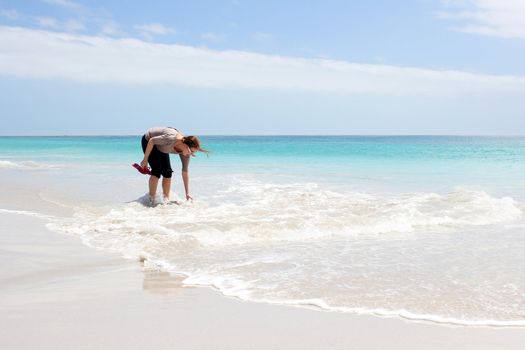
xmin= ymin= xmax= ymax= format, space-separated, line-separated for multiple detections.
xmin=6 ymin=204 xmax=525 ymax=329
xmin=1 ymin=211 xmax=525 ymax=349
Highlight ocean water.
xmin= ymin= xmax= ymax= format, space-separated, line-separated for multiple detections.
xmin=1 ymin=135 xmax=525 ymax=326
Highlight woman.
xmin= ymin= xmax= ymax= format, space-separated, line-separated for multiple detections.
xmin=140 ymin=126 xmax=207 ymax=205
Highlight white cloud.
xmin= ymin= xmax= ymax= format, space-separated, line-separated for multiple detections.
xmin=34 ymin=17 xmax=85 ymax=32
xmin=439 ymin=0 xmax=525 ymax=38
xmin=36 ymin=16 xmax=58 ymax=28
xmin=201 ymin=32 xmax=226 ymax=43
xmin=100 ymin=21 xmax=124 ymax=36
xmin=135 ymin=23 xmax=175 ymax=36
xmin=43 ymin=0 xmax=120 ymax=37
xmin=43 ymin=0 xmax=87 ymax=13
xmin=0 ymin=8 xmax=21 ymax=20
xmin=63 ymin=18 xmax=84 ymax=31
xmin=0 ymin=26 xmax=524 ymax=96
xmin=35 ymin=16 xmax=84 ymax=32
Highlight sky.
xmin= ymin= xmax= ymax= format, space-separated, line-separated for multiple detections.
xmin=0 ymin=0 xmax=524 ymax=135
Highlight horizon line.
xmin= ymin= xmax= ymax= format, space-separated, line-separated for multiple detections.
xmin=1 ymin=134 xmax=525 ymax=137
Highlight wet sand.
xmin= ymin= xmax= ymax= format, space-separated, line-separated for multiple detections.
xmin=1 ymin=210 xmax=525 ymax=350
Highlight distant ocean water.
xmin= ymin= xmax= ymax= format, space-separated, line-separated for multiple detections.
xmin=1 ymin=135 xmax=525 ymax=326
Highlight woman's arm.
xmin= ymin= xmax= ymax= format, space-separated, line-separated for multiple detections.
xmin=180 ymin=155 xmax=192 ymax=200
xmin=182 ymin=171 xmax=192 ymax=201
xmin=141 ymin=139 xmax=155 ymax=168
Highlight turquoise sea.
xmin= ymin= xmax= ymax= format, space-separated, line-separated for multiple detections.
xmin=1 ymin=135 xmax=525 ymax=326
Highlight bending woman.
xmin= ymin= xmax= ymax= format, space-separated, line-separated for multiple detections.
xmin=140 ymin=127 xmax=207 ymax=205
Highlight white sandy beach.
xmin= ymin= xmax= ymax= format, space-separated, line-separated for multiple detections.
xmin=2 ymin=0 xmax=525 ymax=346
xmin=1 ymin=183 xmax=524 ymax=350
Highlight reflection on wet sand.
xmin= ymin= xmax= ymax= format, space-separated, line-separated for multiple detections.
xmin=142 ymin=269 xmax=187 ymax=297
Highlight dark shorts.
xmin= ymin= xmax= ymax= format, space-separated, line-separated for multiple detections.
xmin=141 ymin=135 xmax=173 ymax=179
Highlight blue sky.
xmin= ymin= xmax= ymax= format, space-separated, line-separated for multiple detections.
xmin=1 ymin=0 xmax=524 ymax=135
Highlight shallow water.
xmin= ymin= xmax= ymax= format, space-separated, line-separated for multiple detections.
xmin=2 ymin=135 xmax=525 ymax=326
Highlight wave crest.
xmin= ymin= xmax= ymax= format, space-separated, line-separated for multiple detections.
xmin=49 ymin=181 xmax=523 ymax=248
xmin=0 ymin=160 xmax=58 ymax=170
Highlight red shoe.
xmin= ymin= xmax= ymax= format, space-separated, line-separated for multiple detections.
xmin=132 ymin=163 xmax=152 ymax=175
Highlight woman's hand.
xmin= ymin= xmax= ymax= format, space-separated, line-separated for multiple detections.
xmin=186 ymin=193 xmax=193 ymax=201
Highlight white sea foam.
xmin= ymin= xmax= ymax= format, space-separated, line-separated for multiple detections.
xmin=176 ymin=265 xmax=525 ymax=327
xmin=50 ymin=181 xmax=522 ymax=246
xmin=263 ymin=300 xmax=525 ymax=327
xmin=46 ymin=179 xmax=525 ymax=327
xmin=0 ymin=208 xmax=56 ymax=220
xmin=0 ymin=160 xmax=58 ymax=170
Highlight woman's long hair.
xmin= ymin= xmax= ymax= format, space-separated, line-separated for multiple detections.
xmin=182 ymin=136 xmax=209 ymax=155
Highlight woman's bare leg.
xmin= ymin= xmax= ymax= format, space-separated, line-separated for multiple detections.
xmin=149 ymin=175 xmax=160 ymax=202
xmin=162 ymin=177 xmax=171 ymax=201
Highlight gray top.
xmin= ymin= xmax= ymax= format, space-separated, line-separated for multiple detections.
xmin=145 ymin=127 xmax=190 ymax=172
